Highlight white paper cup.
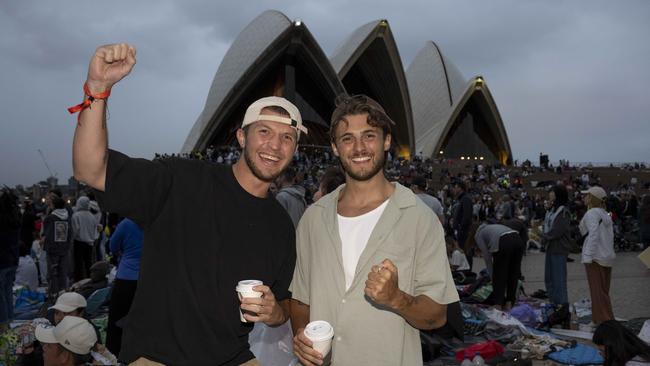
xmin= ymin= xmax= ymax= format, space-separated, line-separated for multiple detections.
xmin=236 ymin=280 xmax=263 ymax=322
xmin=304 ymin=320 xmax=334 ymax=356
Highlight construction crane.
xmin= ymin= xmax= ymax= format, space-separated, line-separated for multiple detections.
xmin=37 ymin=149 xmax=57 ymax=178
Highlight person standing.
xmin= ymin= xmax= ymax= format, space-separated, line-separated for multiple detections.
xmin=0 ymin=188 xmax=21 ymax=331
xmin=71 ymin=43 xmax=302 ymax=365
xmin=542 ymin=185 xmax=572 ymax=316
xmin=106 ymin=218 xmax=142 ymax=356
xmin=290 ymin=95 xmax=458 ymax=365
xmin=452 ymin=181 xmax=474 ymax=269
xmin=474 ymin=223 xmax=524 ymax=310
xmin=42 ymin=197 xmax=73 ymax=296
xmin=71 ymin=196 xmax=99 ymax=281
xmin=411 ymin=175 xmax=445 ymax=225
xmin=580 ymin=186 xmax=615 ymax=324
xmin=275 ymin=167 xmax=307 ymax=227
xmin=639 ymin=195 xmax=650 ymax=250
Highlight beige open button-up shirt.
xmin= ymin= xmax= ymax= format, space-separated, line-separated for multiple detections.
xmin=290 ymin=183 xmax=459 ymax=365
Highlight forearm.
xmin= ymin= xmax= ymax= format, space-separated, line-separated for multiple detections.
xmin=289 ymin=299 xmax=310 ymax=335
xmin=73 ymin=86 xmax=108 ymax=191
xmin=391 ymin=292 xmax=447 ymax=330
xmin=73 ymin=44 xmax=137 ymax=191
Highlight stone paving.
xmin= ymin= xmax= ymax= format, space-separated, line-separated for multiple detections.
xmin=474 ymin=251 xmax=650 ymax=320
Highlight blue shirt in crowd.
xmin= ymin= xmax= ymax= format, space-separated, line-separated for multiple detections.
xmin=110 ymin=218 xmax=143 ymax=281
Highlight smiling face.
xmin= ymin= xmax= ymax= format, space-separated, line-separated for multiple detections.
xmin=236 ymin=108 xmax=297 ymax=183
xmin=331 ymin=113 xmax=390 ymax=182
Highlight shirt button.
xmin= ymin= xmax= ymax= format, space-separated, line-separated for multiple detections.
xmin=336 ymin=336 xmax=342 ymax=341
xmin=341 ymin=299 xmax=346 ymax=304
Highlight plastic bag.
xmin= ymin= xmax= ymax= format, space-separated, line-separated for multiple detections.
xmin=249 ymin=321 xmax=298 ymax=366
xmin=14 ymin=288 xmax=45 ymax=311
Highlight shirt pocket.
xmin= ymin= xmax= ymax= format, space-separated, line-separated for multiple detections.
xmin=376 ymin=243 xmax=415 ymax=294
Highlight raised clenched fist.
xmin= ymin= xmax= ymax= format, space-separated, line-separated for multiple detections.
xmin=364 ymin=258 xmax=401 ymax=308
xmin=86 ymin=43 xmax=136 ymax=94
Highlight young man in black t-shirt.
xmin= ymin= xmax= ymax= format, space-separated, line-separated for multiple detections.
xmin=70 ymin=43 xmax=306 ymax=366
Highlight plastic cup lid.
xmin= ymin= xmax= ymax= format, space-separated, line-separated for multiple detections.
xmin=236 ymin=280 xmax=263 ymax=292
xmin=304 ymin=320 xmax=334 ymax=342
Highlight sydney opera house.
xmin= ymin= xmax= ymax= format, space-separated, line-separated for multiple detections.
xmin=182 ymin=10 xmax=513 ymax=165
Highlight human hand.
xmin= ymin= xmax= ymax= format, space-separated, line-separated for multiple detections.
xmin=293 ymin=327 xmax=323 ymax=366
xmin=364 ymin=258 xmax=402 ymax=309
xmin=86 ymin=43 xmax=136 ymax=93
xmin=240 ymin=285 xmax=286 ymax=326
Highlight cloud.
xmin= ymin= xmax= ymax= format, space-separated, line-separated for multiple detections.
xmin=1 ymin=0 xmax=649 ymax=186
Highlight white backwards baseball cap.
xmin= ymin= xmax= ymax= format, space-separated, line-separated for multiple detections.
xmin=241 ymin=96 xmax=308 ymax=139
xmin=35 ymin=316 xmax=97 ymax=355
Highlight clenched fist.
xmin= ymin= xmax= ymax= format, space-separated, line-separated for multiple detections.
xmin=364 ymin=258 xmax=401 ymax=308
xmin=86 ymin=43 xmax=136 ymax=94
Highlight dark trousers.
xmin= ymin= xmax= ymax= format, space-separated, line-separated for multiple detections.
xmin=0 ymin=266 xmax=17 ymax=323
xmin=458 ymin=230 xmax=473 ymax=270
xmin=46 ymin=251 xmax=69 ymax=295
xmin=73 ymin=240 xmax=93 ymax=282
xmin=491 ymin=233 xmax=524 ymax=306
xmin=106 ymin=278 xmax=138 ymax=356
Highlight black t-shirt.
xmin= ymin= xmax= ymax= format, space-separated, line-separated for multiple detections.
xmin=95 ymin=150 xmax=296 ymax=366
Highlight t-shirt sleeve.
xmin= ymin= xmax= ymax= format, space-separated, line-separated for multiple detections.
xmin=289 ymin=212 xmax=311 ymax=305
xmin=94 ymin=149 xmax=173 ymax=228
xmin=271 ymin=224 xmax=296 ymax=302
xmin=414 ymin=212 xmax=460 ymax=304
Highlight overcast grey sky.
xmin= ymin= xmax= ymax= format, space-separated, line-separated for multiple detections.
xmin=1 ymin=0 xmax=649 ymax=187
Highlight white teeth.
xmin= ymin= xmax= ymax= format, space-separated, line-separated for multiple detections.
xmin=352 ymin=156 xmax=371 ymax=162
xmin=260 ymin=153 xmax=280 ymax=162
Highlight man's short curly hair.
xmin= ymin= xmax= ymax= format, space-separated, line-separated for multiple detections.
xmin=329 ymin=94 xmax=395 ymax=143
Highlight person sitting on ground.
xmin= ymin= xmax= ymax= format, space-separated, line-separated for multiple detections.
xmin=50 ymin=292 xmax=87 ymax=325
xmin=593 ymin=320 xmax=650 ymax=366
xmin=49 ymin=291 xmax=104 ymax=348
xmin=18 ymin=292 xmax=109 ymax=366
xmin=35 ymin=315 xmax=97 ymax=366
xmin=74 ymin=261 xmax=110 ymax=299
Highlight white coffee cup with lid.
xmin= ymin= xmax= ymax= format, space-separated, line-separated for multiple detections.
xmin=304 ymin=320 xmax=334 ymax=356
xmin=236 ymin=280 xmax=263 ymax=323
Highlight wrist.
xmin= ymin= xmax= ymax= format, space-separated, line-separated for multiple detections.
xmin=390 ymin=290 xmax=411 ymax=312
xmin=267 ymin=307 xmax=288 ymax=326
xmin=85 ymin=80 xmax=112 ymax=94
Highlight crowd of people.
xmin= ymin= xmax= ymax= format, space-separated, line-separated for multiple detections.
xmin=3 ymin=131 xmax=650 ymax=365
xmin=1 ymin=42 xmax=650 ymax=366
